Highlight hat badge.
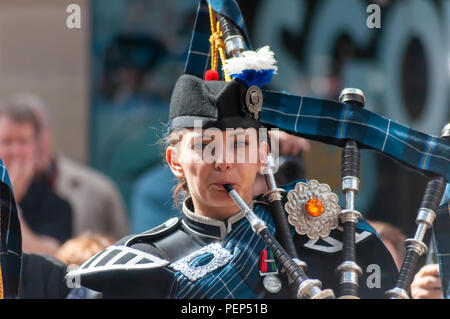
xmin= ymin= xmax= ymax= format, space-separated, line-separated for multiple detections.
xmin=245 ymin=85 xmax=263 ymax=120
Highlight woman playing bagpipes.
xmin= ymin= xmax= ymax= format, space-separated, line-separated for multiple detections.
xmin=3 ymin=0 xmax=448 ymax=300
xmin=65 ymin=3 xmax=400 ymax=296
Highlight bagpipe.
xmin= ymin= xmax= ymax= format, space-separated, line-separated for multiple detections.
xmin=186 ymin=0 xmax=450 ymax=299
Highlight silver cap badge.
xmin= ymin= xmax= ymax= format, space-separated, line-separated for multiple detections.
xmin=245 ymin=85 xmax=263 ymax=120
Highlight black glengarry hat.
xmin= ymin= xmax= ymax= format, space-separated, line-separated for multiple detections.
xmin=168 ymin=45 xmax=279 ymax=132
xmin=168 ymin=74 xmax=264 ymax=132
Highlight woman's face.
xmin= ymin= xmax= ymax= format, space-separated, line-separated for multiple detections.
xmin=167 ymin=128 xmax=268 ymax=220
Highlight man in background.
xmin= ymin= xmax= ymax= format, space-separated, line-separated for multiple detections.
xmin=20 ymin=93 xmax=129 ymax=240
xmin=0 ymin=96 xmax=72 ymax=255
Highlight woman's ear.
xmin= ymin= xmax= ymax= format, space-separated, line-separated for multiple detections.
xmin=166 ymin=146 xmax=184 ymax=178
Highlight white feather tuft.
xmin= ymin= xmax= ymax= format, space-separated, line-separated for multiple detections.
xmin=223 ymin=46 xmax=278 ymax=75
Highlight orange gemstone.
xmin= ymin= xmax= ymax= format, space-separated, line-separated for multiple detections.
xmin=305 ymin=198 xmax=324 ymax=217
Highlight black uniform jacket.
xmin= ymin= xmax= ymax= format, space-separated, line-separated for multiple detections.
xmin=67 ymin=181 xmax=399 ymax=299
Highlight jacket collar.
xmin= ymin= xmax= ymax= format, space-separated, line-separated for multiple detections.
xmin=181 ymin=197 xmax=251 ymax=240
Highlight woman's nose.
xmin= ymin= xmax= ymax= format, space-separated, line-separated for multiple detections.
xmin=213 ymin=143 xmax=234 ymax=171
xmin=214 ymin=160 xmax=232 ymax=172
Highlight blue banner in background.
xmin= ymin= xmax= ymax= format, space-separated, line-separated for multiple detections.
xmin=90 ymin=0 xmax=197 ymax=210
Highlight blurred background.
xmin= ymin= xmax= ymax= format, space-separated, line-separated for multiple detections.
xmin=0 ymin=0 xmax=448 ymax=238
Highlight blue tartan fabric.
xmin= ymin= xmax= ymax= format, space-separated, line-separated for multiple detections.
xmin=208 ymin=0 xmax=250 ymax=43
xmin=0 ymin=158 xmax=22 ymax=299
xmin=184 ymin=0 xmax=251 ymax=78
xmin=433 ymin=198 xmax=450 ymax=299
xmin=260 ymin=91 xmax=450 ymax=181
xmin=173 ymin=203 xmax=274 ymax=299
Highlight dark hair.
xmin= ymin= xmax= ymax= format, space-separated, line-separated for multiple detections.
xmin=162 ymin=129 xmax=190 ymax=207
xmin=0 ymin=95 xmax=43 ymax=138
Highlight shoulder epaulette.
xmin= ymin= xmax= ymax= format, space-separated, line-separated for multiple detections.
xmin=66 ymin=218 xmax=181 ymax=283
xmin=66 ymin=244 xmax=170 ymax=280
xmin=124 ymin=217 xmax=181 ymax=247
xmin=65 ymin=242 xmax=174 ymax=298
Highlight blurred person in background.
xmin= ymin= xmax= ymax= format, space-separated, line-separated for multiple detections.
xmin=19 ymin=232 xmax=114 ymax=299
xmin=409 ymin=184 xmax=449 ymax=299
xmin=411 ymin=264 xmax=441 ymax=299
xmin=368 ymin=220 xmax=406 ymax=271
xmin=55 ymin=232 xmax=115 ymax=266
xmin=0 ymin=97 xmax=73 ymax=255
xmin=371 ymin=184 xmax=449 ymax=299
xmin=252 ymin=130 xmax=310 ymax=196
xmin=56 ymin=232 xmax=115 ymax=299
xmin=130 ymin=164 xmax=180 ymax=233
xmin=17 ymin=93 xmax=130 ymax=240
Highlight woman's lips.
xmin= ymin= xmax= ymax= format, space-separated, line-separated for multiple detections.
xmin=211 ymin=183 xmax=236 ymax=191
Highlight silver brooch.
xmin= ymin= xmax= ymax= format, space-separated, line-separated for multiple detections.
xmin=170 ymin=243 xmax=232 ymax=281
xmin=245 ymin=85 xmax=263 ymax=120
xmin=284 ymin=180 xmax=340 ymax=240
